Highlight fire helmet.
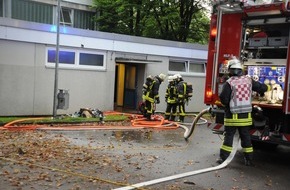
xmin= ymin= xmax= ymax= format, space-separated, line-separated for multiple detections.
xmin=227 ymin=57 xmax=242 ymax=70
xmin=158 ymin=73 xmax=166 ymax=82
xmin=174 ymin=73 xmax=182 ymax=79
xmin=227 ymin=57 xmax=243 ymax=76
xmin=168 ymin=76 xmax=175 ymax=82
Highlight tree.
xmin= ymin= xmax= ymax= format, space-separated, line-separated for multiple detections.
xmin=92 ymin=0 xmax=210 ymax=44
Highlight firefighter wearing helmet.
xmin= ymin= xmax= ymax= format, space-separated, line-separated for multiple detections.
xmin=142 ymin=73 xmax=166 ymax=120
xmin=217 ymin=56 xmax=271 ymax=166
xmin=174 ymin=73 xmax=186 ymax=123
xmin=164 ymin=75 xmax=178 ymax=121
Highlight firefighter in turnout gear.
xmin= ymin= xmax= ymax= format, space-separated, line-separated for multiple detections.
xmin=142 ymin=73 xmax=166 ymax=120
xmin=218 ymin=57 xmax=270 ymax=166
xmin=164 ymin=75 xmax=178 ymax=121
xmin=175 ymin=74 xmax=186 ymax=123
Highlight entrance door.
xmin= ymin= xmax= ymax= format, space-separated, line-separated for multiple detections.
xmin=114 ymin=63 xmax=137 ymax=109
xmin=124 ymin=65 xmax=137 ymax=108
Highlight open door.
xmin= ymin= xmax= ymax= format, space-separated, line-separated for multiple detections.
xmin=124 ymin=65 xmax=137 ymax=108
xmin=115 ymin=63 xmax=137 ymax=109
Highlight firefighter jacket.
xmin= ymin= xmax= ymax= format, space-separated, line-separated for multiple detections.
xmin=219 ymin=75 xmax=270 ymax=127
xmin=165 ymin=82 xmax=177 ymax=104
xmin=142 ymin=76 xmax=162 ymax=103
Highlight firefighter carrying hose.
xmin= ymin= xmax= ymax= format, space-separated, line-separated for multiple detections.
xmin=217 ymin=57 xmax=270 ymax=166
xmin=164 ymin=75 xmax=178 ymax=121
xmin=142 ymin=73 xmax=166 ymax=120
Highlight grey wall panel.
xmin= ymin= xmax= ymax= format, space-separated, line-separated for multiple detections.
xmin=0 ymin=40 xmax=35 ymax=115
xmin=33 ymin=44 xmax=54 ymax=115
xmin=0 ymin=40 xmax=115 ymax=116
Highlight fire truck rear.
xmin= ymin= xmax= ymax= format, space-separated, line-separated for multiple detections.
xmin=205 ymin=0 xmax=290 ymax=147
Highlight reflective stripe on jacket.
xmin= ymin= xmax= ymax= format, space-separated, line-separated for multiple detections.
xmin=165 ymin=82 xmax=177 ymax=104
xmin=224 ymin=113 xmax=252 ymax=126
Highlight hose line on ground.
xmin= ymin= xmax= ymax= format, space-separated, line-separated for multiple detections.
xmin=113 ymin=136 xmax=240 ymax=190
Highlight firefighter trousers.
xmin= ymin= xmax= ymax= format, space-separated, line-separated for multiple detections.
xmin=220 ymin=126 xmax=253 ymax=161
xmin=178 ymin=102 xmax=186 ymax=122
xmin=144 ymin=100 xmax=154 ymax=119
xmin=165 ymin=103 xmax=177 ymax=121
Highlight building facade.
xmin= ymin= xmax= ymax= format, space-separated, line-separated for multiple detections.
xmin=0 ymin=0 xmax=208 ymax=116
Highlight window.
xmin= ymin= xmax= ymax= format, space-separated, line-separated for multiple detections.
xmin=46 ymin=48 xmax=106 ymax=71
xmin=0 ymin=0 xmax=3 ymax=17
xmin=60 ymin=8 xmax=73 ymax=26
xmin=189 ymin=62 xmax=205 ymax=73
xmin=169 ymin=59 xmax=206 ymax=76
xmin=80 ymin=53 xmax=104 ymax=66
xmin=74 ymin=9 xmax=96 ymax=30
xmin=5 ymin=0 xmax=96 ymax=31
xmin=169 ymin=61 xmax=186 ymax=72
xmin=11 ymin=0 xmax=53 ymax=24
xmin=48 ymin=50 xmax=75 ymax=64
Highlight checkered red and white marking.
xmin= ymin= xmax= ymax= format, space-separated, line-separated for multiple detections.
xmin=229 ymin=77 xmax=251 ymax=101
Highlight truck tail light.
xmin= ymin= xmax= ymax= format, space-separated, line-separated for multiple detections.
xmin=210 ymin=27 xmax=217 ymax=41
xmin=205 ymin=88 xmax=213 ymax=102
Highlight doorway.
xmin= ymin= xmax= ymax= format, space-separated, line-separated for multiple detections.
xmin=114 ymin=63 xmax=138 ymax=112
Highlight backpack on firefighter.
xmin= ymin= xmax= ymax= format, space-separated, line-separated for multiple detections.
xmin=185 ymin=82 xmax=193 ymax=99
xmin=142 ymin=75 xmax=154 ymax=95
xmin=183 ymin=82 xmax=193 ymax=100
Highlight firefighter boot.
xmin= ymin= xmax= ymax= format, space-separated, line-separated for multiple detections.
xmin=178 ymin=116 xmax=184 ymax=123
xmin=244 ymin=153 xmax=254 ymax=166
xmin=244 ymin=158 xmax=254 ymax=166
xmin=146 ymin=114 xmax=152 ymax=121
xmin=170 ymin=116 xmax=176 ymax=121
xmin=216 ymin=158 xmax=225 ymax=164
xmin=143 ymin=110 xmax=147 ymax=118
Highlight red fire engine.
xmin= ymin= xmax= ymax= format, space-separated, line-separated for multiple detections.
xmin=205 ymin=0 xmax=290 ymax=147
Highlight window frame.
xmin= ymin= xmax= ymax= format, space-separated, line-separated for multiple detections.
xmin=45 ymin=47 xmax=106 ymax=71
xmin=60 ymin=7 xmax=73 ymax=26
xmin=168 ymin=59 xmax=206 ymax=77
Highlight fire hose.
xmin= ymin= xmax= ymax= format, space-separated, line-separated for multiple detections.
xmin=184 ymin=107 xmax=211 ymax=140
xmin=114 ymin=107 xmax=240 ymax=190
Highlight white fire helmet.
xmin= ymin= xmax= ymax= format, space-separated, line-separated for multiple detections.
xmin=168 ymin=76 xmax=174 ymax=82
xmin=227 ymin=57 xmax=242 ymax=70
xmin=174 ymin=73 xmax=182 ymax=79
xmin=159 ymin=73 xmax=166 ymax=81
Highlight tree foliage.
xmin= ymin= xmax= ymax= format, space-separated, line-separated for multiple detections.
xmin=92 ymin=0 xmax=210 ymax=44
